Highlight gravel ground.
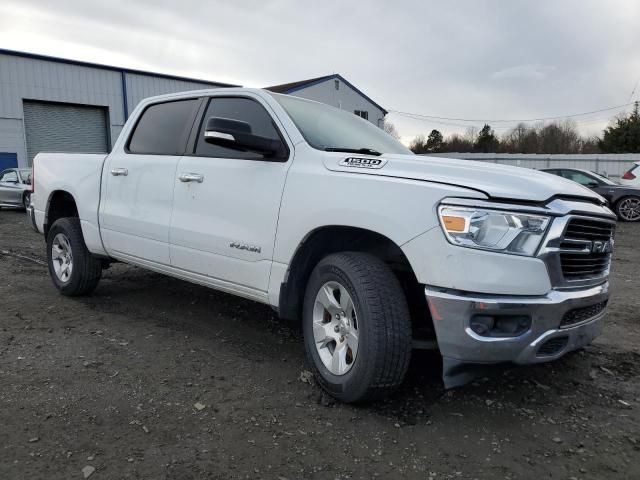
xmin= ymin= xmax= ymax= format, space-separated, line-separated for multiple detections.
xmin=0 ymin=208 xmax=639 ymax=480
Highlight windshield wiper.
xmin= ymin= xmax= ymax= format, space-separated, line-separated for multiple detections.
xmin=324 ymin=147 xmax=382 ymax=156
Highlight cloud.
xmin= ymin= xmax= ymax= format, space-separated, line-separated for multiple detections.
xmin=492 ymin=64 xmax=556 ymax=81
xmin=0 ymin=0 xmax=639 ymax=140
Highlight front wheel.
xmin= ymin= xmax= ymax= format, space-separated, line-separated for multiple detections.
xmin=46 ymin=218 xmax=102 ymax=296
xmin=615 ymin=196 xmax=640 ymax=222
xmin=302 ymin=252 xmax=412 ymax=403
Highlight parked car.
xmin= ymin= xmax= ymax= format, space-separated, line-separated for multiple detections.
xmin=541 ymin=167 xmax=640 ymax=222
xmin=0 ymin=168 xmax=32 ymax=210
xmin=620 ymin=161 xmax=640 ymax=186
xmin=28 ymin=88 xmax=616 ymax=403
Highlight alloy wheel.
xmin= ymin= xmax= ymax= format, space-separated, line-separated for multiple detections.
xmin=312 ymin=281 xmax=359 ymax=376
xmin=618 ymin=197 xmax=640 ymax=221
xmin=51 ymin=233 xmax=73 ymax=282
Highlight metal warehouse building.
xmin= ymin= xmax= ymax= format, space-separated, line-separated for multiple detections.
xmin=0 ymin=49 xmax=237 ymax=170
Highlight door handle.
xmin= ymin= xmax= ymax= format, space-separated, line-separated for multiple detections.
xmin=178 ymin=173 xmax=204 ymax=183
xmin=110 ymin=168 xmax=128 ymax=176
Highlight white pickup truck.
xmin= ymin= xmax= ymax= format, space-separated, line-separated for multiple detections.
xmin=28 ymin=88 xmax=616 ymax=402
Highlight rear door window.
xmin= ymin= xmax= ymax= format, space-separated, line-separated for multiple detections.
xmin=128 ymin=99 xmax=199 ymax=155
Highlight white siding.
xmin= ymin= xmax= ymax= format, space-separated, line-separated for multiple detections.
xmin=287 ymin=78 xmax=386 ymax=128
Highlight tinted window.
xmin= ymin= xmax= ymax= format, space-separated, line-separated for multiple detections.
xmin=128 ymin=99 xmax=199 ymax=155
xmin=272 ymin=93 xmax=411 ymax=155
xmin=0 ymin=170 xmax=18 ymax=182
xmin=558 ymin=170 xmax=598 ymax=186
xmin=195 ymin=97 xmax=283 ymax=160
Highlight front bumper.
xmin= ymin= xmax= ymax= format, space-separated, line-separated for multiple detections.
xmin=425 ymin=283 xmax=609 ymax=386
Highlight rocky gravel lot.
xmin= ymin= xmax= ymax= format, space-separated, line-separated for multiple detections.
xmin=1 ymin=209 xmax=639 ymax=480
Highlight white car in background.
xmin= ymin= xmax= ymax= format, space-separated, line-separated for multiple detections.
xmin=620 ymin=162 xmax=640 ymax=186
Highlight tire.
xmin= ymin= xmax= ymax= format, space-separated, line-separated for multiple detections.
xmin=302 ymin=252 xmax=412 ymax=403
xmin=46 ymin=218 xmax=102 ymax=296
xmin=615 ymin=196 xmax=640 ymax=222
xmin=22 ymin=192 xmax=31 ymax=210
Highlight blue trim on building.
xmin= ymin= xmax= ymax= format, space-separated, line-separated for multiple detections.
xmin=0 ymin=48 xmax=239 ymax=88
xmin=0 ymin=152 xmax=18 ymax=170
xmin=282 ymin=74 xmax=388 ymax=115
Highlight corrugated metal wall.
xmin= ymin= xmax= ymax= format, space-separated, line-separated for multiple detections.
xmin=0 ymin=51 xmax=233 ymax=167
xmin=125 ymin=73 xmax=215 ymax=114
xmin=421 ymin=153 xmax=640 ymax=179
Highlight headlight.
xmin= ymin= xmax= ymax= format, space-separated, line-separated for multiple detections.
xmin=438 ymin=206 xmax=550 ymax=256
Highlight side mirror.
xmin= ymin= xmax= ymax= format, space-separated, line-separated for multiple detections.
xmin=204 ymin=117 xmax=285 ymax=158
xmin=586 ymin=181 xmax=599 ymax=188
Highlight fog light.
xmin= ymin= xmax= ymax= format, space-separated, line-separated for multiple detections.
xmin=470 ymin=315 xmax=495 ymax=335
xmin=470 ymin=314 xmax=531 ymax=338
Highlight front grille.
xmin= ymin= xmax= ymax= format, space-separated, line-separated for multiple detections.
xmin=560 ymin=218 xmax=614 ymax=280
xmin=537 ymin=336 xmax=569 ymax=357
xmin=560 ymin=300 xmax=608 ymax=328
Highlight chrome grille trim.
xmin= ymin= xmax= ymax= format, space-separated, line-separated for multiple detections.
xmin=538 ymin=213 xmax=616 ymax=289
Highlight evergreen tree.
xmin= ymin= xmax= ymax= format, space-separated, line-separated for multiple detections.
xmin=599 ymin=101 xmax=640 ymax=153
xmin=426 ymin=129 xmax=444 ymax=152
xmin=474 ymin=124 xmax=499 ymax=152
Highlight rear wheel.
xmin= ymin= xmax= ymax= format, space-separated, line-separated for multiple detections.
xmin=302 ymin=252 xmax=412 ymax=403
xmin=615 ymin=196 xmax=640 ymax=222
xmin=46 ymin=218 xmax=102 ymax=296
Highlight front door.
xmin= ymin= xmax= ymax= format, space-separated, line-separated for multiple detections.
xmin=99 ymin=98 xmax=200 ymax=265
xmin=169 ymin=95 xmax=292 ymax=293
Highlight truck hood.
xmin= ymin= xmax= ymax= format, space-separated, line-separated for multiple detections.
xmin=324 ymin=153 xmax=604 ymax=203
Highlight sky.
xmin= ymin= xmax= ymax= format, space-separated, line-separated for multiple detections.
xmin=1 ymin=0 xmax=639 ymax=145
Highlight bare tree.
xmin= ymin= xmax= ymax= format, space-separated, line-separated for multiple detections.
xmin=383 ymin=121 xmax=401 ymax=140
xmin=409 ymin=134 xmax=428 ymax=153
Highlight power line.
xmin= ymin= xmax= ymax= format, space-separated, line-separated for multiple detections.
xmin=389 ymin=102 xmax=634 ymax=124
xmin=628 ymin=74 xmax=640 ymax=103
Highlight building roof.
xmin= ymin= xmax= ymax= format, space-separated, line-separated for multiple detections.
xmin=266 ymin=73 xmax=388 ymax=115
xmin=0 ymin=48 xmax=239 ymax=88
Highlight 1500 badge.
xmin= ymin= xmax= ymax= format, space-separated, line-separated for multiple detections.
xmin=339 ymin=157 xmax=387 ymax=169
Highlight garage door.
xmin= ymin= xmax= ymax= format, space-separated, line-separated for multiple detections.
xmin=23 ymin=101 xmax=109 ymax=164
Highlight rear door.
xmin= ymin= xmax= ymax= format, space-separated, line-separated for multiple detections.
xmin=169 ymin=94 xmax=292 ymax=293
xmin=99 ymin=98 xmax=201 ymax=265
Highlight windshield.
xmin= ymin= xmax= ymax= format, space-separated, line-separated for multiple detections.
xmin=590 ymin=170 xmax=618 ymax=185
xmin=271 ymin=93 xmax=412 ymax=155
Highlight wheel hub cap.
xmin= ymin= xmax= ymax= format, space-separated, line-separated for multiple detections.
xmin=51 ymin=233 xmax=73 ymax=282
xmin=312 ymin=281 xmax=359 ymax=376
xmin=619 ymin=198 xmax=640 ymax=221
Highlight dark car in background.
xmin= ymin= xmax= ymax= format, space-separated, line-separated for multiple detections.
xmin=541 ymin=168 xmax=640 ymax=222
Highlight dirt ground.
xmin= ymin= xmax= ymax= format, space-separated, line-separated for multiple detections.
xmin=0 ymin=209 xmax=638 ymax=480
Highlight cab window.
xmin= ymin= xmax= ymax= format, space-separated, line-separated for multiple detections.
xmin=128 ymin=99 xmax=199 ymax=155
xmin=194 ymin=97 xmax=285 ymax=160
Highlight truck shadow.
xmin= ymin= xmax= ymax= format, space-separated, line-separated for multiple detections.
xmin=76 ymin=262 xmax=617 ymax=414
